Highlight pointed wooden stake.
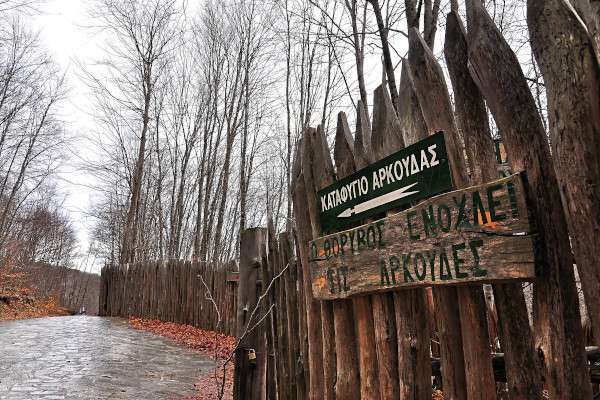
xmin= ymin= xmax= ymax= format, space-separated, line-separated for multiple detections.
xmin=296 ymin=128 xmax=327 ymax=400
xmin=371 ymin=85 xmax=404 ymax=158
xmin=398 ymin=60 xmax=428 ymax=147
xmin=528 ymin=0 xmax=600 ymax=351
xmin=334 ymin=111 xmax=380 ymax=400
xmin=408 ymin=26 xmax=476 ymax=400
xmin=334 ymin=112 xmax=356 ymax=179
xmin=444 ymin=11 xmax=541 ymax=400
xmin=312 ymin=120 xmax=361 ymax=400
xmin=355 ymin=99 xmax=374 ymax=169
xmin=466 ymin=0 xmax=592 ymax=396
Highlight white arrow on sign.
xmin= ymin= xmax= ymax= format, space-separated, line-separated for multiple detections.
xmin=338 ymin=182 xmax=419 ymax=218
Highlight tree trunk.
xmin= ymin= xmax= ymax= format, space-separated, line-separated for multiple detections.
xmin=367 ymin=0 xmax=400 ymax=113
xmin=121 ymin=65 xmax=152 ymax=265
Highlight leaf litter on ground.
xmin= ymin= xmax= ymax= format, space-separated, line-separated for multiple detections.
xmin=127 ymin=317 xmax=235 ymax=400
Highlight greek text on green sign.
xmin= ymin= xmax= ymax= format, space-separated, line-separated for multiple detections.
xmin=317 ymin=131 xmax=452 ymax=231
xmin=310 ymin=173 xmax=536 ymax=300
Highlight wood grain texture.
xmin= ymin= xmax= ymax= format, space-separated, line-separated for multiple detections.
xmin=233 ymin=228 xmax=267 ymax=400
xmin=309 ymin=173 xmax=535 ymax=300
xmin=336 ymin=111 xmax=381 ymax=400
xmin=466 ymin=0 xmax=593 ymax=396
xmin=330 ymin=113 xmax=361 ymax=400
xmin=407 ymin=26 xmax=471 ymax=400
xmin=292 ymin=166 xmax=325 ymax=399
xmin=444 ymin=10 xmax=542 ymax=399
xmin=301 ymin=127 xmax=336 ymax=400
xmin=528 ymin=0 xmax=600 ymax=347
xmin=369 ymin=87 xmax=401 ymax=399
xmin=395 ymin=69 xmax=433 ymax=400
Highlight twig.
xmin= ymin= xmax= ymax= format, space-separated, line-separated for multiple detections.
xmin=197 ymin=273 xmax=222 ymax=396
xmin=198 ymin=262 xmax=290 ymax=399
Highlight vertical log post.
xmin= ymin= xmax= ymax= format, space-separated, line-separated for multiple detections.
xmin=293 ymin=230 xmax=310 ymax=400
xmin=396 ymin=63 xmax=438 ymax=399
xmin=312 ymin=124 xmax=361 ymax=400
xmin=291 ymin=136 xmax=326 ymax=400
xmin=281 ymin=231 xmax=303 ymax=400
xmin=370 ymin=85 xmax=403 ymax=400
xmin=233 ymin=227 xmax=267 ymax=400
xmin=528 ymin=0 xmax=600 ymax=345
xmin=466 ymin=0 xmax=593 ymax=396
xmin=408 ymin=27 xmax=474 ymax=400
xmin=263 ymin=222 xmax=277 ymax=400
xmin=444 ymin=11 xmax=542 ymax=399
xmin=335 ymin=111 xmax=381 ymax=399
xmin=302 ymin=127 xmax=337 ymax=400
xmin=273 ymin=231 xmax=291 ymax=399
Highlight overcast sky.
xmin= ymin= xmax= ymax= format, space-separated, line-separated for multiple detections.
xmin=35 ymin=0 xmax=100 ymax=267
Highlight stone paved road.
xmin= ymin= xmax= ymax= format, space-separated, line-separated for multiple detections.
xmin=0 ymin=316 xmax=215 ymax=399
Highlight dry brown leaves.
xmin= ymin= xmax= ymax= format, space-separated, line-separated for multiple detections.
xmin=0 ymin=296 xmax=70 ymax=322
xmin=128 ymin=317 xmax=235 ymax=400
xmin=128 ymin=318 xmax=457 ymax=400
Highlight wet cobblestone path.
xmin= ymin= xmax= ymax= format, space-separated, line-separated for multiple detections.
xmin=0 ymin=316 xmax=215 ymax=399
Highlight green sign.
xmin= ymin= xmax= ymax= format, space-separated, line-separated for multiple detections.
xmin=318 ymin=131 xmax=452 ymax=231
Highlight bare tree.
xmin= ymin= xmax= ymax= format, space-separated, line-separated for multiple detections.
xmin=0 ymin=16 xmax=68 ymax=252
xmin=84 ymin=0 xmax=181 ymax=264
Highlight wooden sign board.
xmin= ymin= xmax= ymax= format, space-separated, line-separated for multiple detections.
xmin=317 ymin=131 xmax=452 ymax=231
xmin=227 ymin=271 xmax=239 ymax=283
xmin=309 ymin=172 xmax=536 ymax=300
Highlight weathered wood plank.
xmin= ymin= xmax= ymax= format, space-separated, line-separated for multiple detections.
xmin=395 ymin=70 xmax=433 ymax=400
xmin=310 ymin=173 xmax=535 ymax=300
xmin=261 ymin=227 xmax=276 ymax=400
xmin=394 ymin=288 xmax=432 ymax=398
xmin=528 ymin=0 xmax=600 ymax=347
xmin=346 ymin=107 xmax=382 ymax=400
xmin=314 ymin=120 xmax=360 ymax=400
xmin=292 ymin=230 xmax=310 ymax=400
xmin=369 ymin=86 xmax=401 ymax=399
xmin=281 ymin=232 xmax=300 ymax=400
xmin=354 ymin=99 xmax=374 ymax=170
xmin=301 ymin=126 xmax=337 ymax=400
xmin=398 ymin=60 xmax=428 ymax=147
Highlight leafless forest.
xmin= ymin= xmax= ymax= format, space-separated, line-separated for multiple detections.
xmin=0 ymin=0 xmax=551 ymax=268
xmin=79 ymin=0 xmax=548 ymax=268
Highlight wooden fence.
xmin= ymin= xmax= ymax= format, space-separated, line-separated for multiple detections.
xmin=253 ymin=56 xmax=600 ymax=398
xmin=99 ymin=260 xmax=238 ymax=337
